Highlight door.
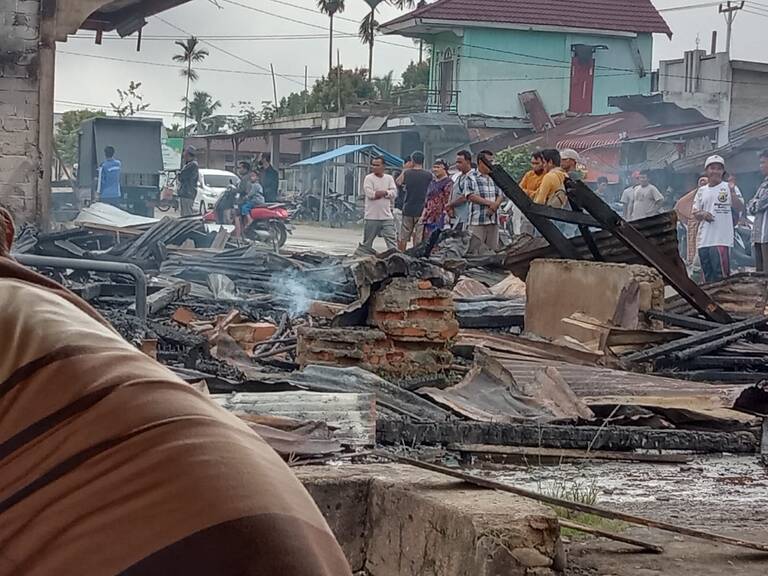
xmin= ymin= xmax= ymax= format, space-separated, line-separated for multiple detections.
xmin=439 ymin=49 xmax=455 ymax=111
xmin=569 ymin=47 xmax=595 ymax=114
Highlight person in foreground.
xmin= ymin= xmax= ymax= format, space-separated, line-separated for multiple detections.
xmin=0 ymin=207 xmax=351 ymax=576
xmin=692 ymin=155 xmax=744 ymax=282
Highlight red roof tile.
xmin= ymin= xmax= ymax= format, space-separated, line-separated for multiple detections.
xmin=382 ymin=0 xmax=672 ymax=36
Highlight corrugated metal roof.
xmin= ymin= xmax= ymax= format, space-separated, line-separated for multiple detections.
xmin=382 ymin=0 xmax=671 ymax=36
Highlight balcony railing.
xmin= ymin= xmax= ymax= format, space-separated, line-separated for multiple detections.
xmin=425 ymin=89 xmax=460 ymax=113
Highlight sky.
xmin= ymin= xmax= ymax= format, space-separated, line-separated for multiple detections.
xmin=53 ymin=0 xmax=768 ymax=124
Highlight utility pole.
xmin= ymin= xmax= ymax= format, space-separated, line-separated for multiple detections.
xmin=304 ymin=65 xmax=308 ymax=114
xmin=719 ymin=1 xmax=744 ymax=57
xmin=270 ymin=63 xmax=279 ymax=118
xmin=336 ymin=49 xmax=342 ymax=113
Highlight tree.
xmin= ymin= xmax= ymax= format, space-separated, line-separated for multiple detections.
xmin=306 ymin=66 xmax=375 ymax=112
xmin=373 ymin=71 xmax=394 ymax=100
xmin=110 ymin=81 xmax=150 ymax=117
xmin=359 ymin=0 xmax=414 ymax=80
xmin=317 ymin=0 xmax=345 ymax=75
xmin=230 ymin=101 xmax=278 ymax=132
xmin=495 ymin=147 xmax=533 ymax=181
xmin=54 ymin=109 xmax=105 ymax=167
xmin=180 ymin=90 xmax=222 ymax=134
xmin=172 ymin=36 xmax=209 ymax=136
xmin=401 ymin=60 xmax=429 ymax=89
xmin=166 ymin=123 xmax=185 ymax=138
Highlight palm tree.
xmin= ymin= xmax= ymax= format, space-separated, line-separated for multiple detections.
xmin=359 ymin=0 xmax=414 ymax=81
xmin=172 ymin=37 xmax=209 ymax=136
xmin=180 ymin=91 xmax=222 ymax=134
xmin=317 ymin=0 xmax=346 ymax=76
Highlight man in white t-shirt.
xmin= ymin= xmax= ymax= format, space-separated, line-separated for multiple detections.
xmin=623 ymin=171 xmax=664 ymax=221
xmin=692 ymin=155 xmax=744 ymax=282
xmin=361 ymin=156 xmax=398 ymax=250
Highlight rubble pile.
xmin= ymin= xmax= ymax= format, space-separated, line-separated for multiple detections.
xmin=14 ymin=205 xmax=768 ymax=463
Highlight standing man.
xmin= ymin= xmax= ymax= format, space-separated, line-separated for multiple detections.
xmin=398 ymin=151 xmax=433 ymax=250
xmin=466 ymin=150 xmax=503 ymax=252
xmin=595 ymin=176 xmax=609 ymax=197
xmin=621 ymin=171 xmax=641 ymax=219
xmin=98 ymin=146 xmax=122 ymax=206
xmin=520 ymin=151 xmax=545 ymax=198
xmin=260 ymin=152 xmax=279 ymax=204
xmin=446 ymin=150 xmax=476 ymax=229
xmin=177 ymin=146 xmax=200 ymax=217
xmin=533 ymin=149 xmax=567 ymax=208
xmin=748 ymin=150 xmax=768 ymax=271
xmin=560 ymin=149 xmax=582 ymax=180
xmin=623 ymin=170 xmax=664 ymax=221
xmin=517 ymin=151 xmax=546 ymax=235
xmin=361 ymin=156 xmax=398 ymax=250
xmin=693 ymin=155 xmax=744 ymax=282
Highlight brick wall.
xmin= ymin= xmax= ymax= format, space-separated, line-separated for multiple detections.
xmin=0 ymin=0 xmax=41 ymax=221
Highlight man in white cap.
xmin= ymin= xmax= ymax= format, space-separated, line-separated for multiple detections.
xmin=692 ymin=155 xmax=744 ymax=282
xmin=560 ymin=148 xmax=582 ymax=180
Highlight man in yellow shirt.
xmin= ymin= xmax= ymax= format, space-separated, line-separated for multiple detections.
xmin=533 ymin=149 xmax=568 ymax=208
xmin=519 ymin=151 xmax=545 ymax=198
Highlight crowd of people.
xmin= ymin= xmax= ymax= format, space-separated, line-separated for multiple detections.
xmin=362 ymin=146 xmax=589 ymax=254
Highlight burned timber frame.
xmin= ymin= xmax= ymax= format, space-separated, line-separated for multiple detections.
xmin=482 ymin=157 xmax=733 ymax=324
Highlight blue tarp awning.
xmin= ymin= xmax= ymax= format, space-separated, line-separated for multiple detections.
xmin=292 ymin=144 xmax=403 ymax=168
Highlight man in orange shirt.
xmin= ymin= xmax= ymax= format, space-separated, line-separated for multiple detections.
xmin=516 ymin=151 xmax=546 ymax=235
xmin=520 ymin=151 xmax=545 ymax=198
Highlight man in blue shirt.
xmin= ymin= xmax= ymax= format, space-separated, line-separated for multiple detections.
xmin=98 ymin=146 xmax=122 ymax=206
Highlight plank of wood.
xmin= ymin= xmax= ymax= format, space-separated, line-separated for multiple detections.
xmin=211 ymin=227 xmax=230 ymax=250
xmin=146 ymin=281 xmax=191 ymax=316
xmin=558 ymin=519 xmax=663 ymax=553
xmin=374 ymin=451 xmax=768 ymax=553
xmin=448 ymin=444 xmax=692 ymax=464
xmin=221 ymin=391 xmax=376 ymax=447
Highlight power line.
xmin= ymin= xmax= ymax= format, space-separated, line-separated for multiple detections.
xmin=57 ymin=49 xmax=324 ymax=79
xmin=55 ymin=98 xmax=179 ymax=116
xmin=658 ymin=2 xmax=721 ymax=11
xmin=218 ymin=0 xmax=418 ymax=51
xmin=155 ymin=15 xmax=306 ymax=87
xmin=69 ymin=33 xmax=361 ymax=41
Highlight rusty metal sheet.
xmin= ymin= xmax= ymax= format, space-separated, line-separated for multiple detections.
xmin=518 ymin=90 xmax=554 ymax=132
xmin=417 ymin=351 xmax=593 ymax=423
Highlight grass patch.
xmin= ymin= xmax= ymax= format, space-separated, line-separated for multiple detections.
xmin=538 ymin=479 xmax=629 ymax=539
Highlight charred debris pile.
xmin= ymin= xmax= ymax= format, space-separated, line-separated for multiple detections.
xmin=13 ymin=208 xmax=768 ymax=465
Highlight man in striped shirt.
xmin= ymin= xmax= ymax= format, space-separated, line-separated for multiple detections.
xmin=467 ymin=150 xmax=503 ymax=252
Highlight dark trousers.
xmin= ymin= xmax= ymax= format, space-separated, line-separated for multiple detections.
xmin=698 ymin=246 xmax=730 ymax=283
xmin=754 ymin=243 xmax=768 ymax=272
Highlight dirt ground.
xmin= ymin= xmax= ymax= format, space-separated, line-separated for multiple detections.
xmin=480 ymin=454 xmax=768 ymax=575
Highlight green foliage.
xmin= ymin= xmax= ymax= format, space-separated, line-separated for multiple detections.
xmin=54 ymin=109 xmax=105 ymax=166
xmin=110 ymin=81 xmax=150 ymax=117
xmin=401 ymin=60 xmax=429 ymax=89
xmin=303 ymin=67 xmax=376 ymax=113
xmin=230 ymin=101 xmax=278 ymax=132
xmin=495 ymin=147 xmax=533 ymax=181
xmin=166 ymin=123 xmax=184 ymax=138
xmin=180 ymin=91 xmax=223 ymax=134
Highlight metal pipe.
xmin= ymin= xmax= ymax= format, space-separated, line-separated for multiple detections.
xmin=13 ymin=254 xmax=148 ymax=319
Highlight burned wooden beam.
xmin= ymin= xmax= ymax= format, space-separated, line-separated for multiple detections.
xmin=681 ymin=355 xmax=768 ymax=369
xmin=667 ymin=329 xmax=760 ymax=362
xmin=377 ymin=420 xmax=759 ymax=453
xmin=625 ymin=315 xmax=768 ymax=364
xmin=645 ymin=309 xmax=721 ymax=331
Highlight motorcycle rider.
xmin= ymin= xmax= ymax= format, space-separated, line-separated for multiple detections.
xmin=218 ymin=161 xmax=250 ymax=224
xmin=236 ymin=169 xmax=265 ymax=237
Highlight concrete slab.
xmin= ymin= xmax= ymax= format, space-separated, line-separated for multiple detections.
xmin=296 ymin=464 xmax=562 ymax=576
xmin=525 ymin=259 xmax=664 ymax=342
